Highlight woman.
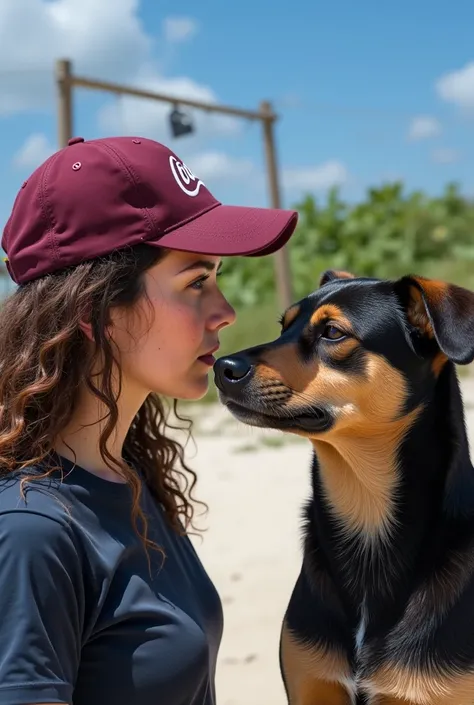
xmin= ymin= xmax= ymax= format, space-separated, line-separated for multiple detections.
xmin=0 ymin=135 xmax=298 ymax=705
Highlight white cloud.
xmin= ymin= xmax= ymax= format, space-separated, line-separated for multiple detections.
xmin=13 ymin=133 xmax=55 ymax=170
xmin=0 ymin=0 xmax=227 ymax=144
xmin=187 ymin=152 xmax=254 ymax=183
xmin=282 ymin=161 xmax=348 ymax=193
xmin=436 ymin=62 xmax=474 ymax=110
xmin=408 ymin=115 xmax=441 ymax=141
xmin=0 ymin=0 xmax=152 ymax=115
xmin=163 ymin=16 xmax=199 ymax=44
xmin=431 ymin=147 xmax=461 ymax=164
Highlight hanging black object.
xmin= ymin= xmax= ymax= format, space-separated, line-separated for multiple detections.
xmin=169 ymin=106 xmax=194 ymax=138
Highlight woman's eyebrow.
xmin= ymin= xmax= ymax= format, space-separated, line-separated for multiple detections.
xmin=179 ymin=259 xmax=222 ymax=274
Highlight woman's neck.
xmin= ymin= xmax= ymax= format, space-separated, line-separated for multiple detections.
xmin=54 ymin=379 xmax=148 ymax=482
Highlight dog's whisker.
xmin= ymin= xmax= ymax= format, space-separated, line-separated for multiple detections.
xmin=261 ymin=385 xmax=328 ymax=420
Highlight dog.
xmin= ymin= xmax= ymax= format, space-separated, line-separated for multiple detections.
xmin=214 ymin=270 xmax=474 ymax=705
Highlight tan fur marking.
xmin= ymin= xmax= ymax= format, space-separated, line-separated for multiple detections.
xmin=257 ymin=336 xmax=359 ymax=395
xmin=254 ymin=363 xmax=285 ymax=382
xmin=332 ymin=270 xmax=356 ymax=280
xmin=366 ymin=663 xmax=474 ymax=705
xmin=309 ymin=304 xmax=352 ymax=330
xmin=330 ymin=338 xmax=360 ymax=361
xmin=261 ymin=343 xmax=316 ymax=391
xmin=413 ymin=276 xmax=449 ymax=303
xmin=431 ymin=352 xmax=448 ymax=377
xmin=406 ymin=278 xmax=448 ymax=339
xmin=280 ymin=623 xmax=353 ymax=705
xmin=255 ymin=345 xmax=419 ymax=538
xmin=406 ymin=286 xmax=434 ymax=338
xmin=283 ymin=304 xmax=301 ymax=329
xmin=320 ymin=270 xmax=356 ymax=287
xmin=312 ymin=412 xmax=418 ymax=538
xmin=306 ymin=355 xmax=419 ymax=538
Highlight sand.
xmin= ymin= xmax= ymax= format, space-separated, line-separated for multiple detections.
xmin=184 ymin=374 xmax=474 ymax=705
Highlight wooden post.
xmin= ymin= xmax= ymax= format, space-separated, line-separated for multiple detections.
xmin=260 ymin=100 xmax=293 ymax=310
xmin=56 ymin=59 xmax=73 ymax=148
xmin=53 ymin=61 xmax=294 ymax=308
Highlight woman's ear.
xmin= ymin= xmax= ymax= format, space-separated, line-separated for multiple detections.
xmin=79 ymin=320 xmax=94 ymax=342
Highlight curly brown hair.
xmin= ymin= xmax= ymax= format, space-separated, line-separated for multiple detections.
xmin=0 ymin=244 xmax=203 ymax=554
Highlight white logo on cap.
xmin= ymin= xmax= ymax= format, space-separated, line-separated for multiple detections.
xmin=169 ymin=156 xmax=205 ymax=197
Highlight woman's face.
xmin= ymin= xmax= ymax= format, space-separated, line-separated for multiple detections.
xmin=109 ymin=250 xmax=236 ymax=400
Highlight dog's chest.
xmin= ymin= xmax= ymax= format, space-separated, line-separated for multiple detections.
xmin=354 ymin=597 xmax=367 ymax=656
xmin=287 ymin=538 xmax=474 ymax=704
xmin=350 ymin=599 xmax=411 ymax=699
xmin=350 ymin=606 xmax=474 ymax=705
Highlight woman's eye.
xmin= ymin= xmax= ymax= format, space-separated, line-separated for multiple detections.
xmin=189 ymin=275 xmax=210 ymax=291
xmin=322 ymin=324 xmax=346 ymax=341
xmin=188 ymin=268 xmax=222 ymax=291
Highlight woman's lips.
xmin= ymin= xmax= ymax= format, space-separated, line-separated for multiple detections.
xmin=197 ymin=354 xmax=216 ymax=366
xmin=197 ymin=345 xmax=219 ymax=366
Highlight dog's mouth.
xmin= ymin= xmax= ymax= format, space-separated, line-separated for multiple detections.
xmin=221 ymin=397 xmax=333 ymax=434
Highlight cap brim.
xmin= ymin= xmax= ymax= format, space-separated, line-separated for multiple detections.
xmin=148 ymin=204 xmax=298 ymax=257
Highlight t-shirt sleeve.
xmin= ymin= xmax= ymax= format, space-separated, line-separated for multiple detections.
xmin=0 ymin=510 xmax=84 ymax=705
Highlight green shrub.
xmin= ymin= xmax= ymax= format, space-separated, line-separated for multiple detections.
xmin=218 ymin=181 xmax=474 ymax=308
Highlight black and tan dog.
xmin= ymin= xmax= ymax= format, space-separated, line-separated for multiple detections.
xmin=214 ymin=270 xmax=474 ymax=705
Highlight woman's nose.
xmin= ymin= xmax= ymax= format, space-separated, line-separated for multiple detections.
xmin=210 ymin=295 xmax=236 ymax=331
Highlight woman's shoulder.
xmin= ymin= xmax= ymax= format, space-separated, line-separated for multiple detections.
xmin=0 ymin=463 xmax=142 ymax=570
xmin=0 ymin=468 xmax=88 ymax=582
xmin=0 ymin=466 xmax=85 ymax=550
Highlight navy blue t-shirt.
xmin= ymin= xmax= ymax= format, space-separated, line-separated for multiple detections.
xmin=0 ymin=456 xmax=223 ymax=705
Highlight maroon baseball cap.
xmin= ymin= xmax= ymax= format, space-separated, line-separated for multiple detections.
xmin=2 ymin=136 xmax=298 ymax=285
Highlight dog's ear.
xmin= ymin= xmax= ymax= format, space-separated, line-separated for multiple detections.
xmin=395 ymin=275 xmax=474 ymax=365
xmin=319 ymin=270 xmax=356 ymax=287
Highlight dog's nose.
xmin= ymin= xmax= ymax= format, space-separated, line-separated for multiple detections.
xmin=214 ymin=355 xmax=253 ymax=392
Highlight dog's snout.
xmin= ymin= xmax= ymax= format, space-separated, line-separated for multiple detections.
xmin=214 ymin=356 xmax=253 ymax=392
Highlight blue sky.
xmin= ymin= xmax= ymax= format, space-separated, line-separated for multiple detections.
xmin=1 ymin=0 xmax=474 ymax=240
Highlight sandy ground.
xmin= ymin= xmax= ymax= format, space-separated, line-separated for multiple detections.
xmin=182 ymin=373 xmax=474 ymax=705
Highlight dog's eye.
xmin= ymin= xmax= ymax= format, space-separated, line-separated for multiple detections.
xmin=321 ymin=324 xmax=346 ymax=341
